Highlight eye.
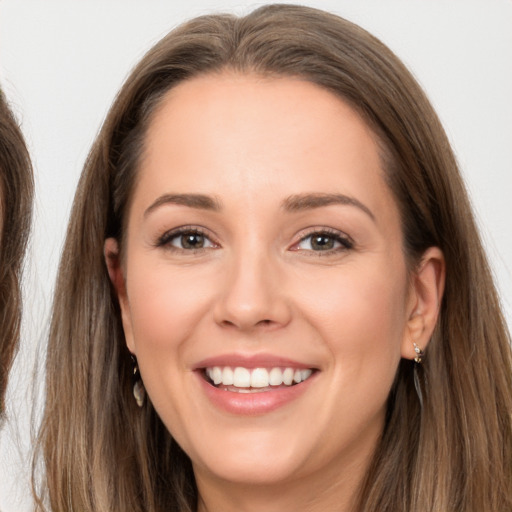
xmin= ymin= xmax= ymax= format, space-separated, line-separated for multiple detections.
xmin=294 ymin=230 xmax=353 ymax=252
xmin=173 ymin=232 xmax=210 ymax=250
xmin=157 ymin=228 xmax=216 ymax=251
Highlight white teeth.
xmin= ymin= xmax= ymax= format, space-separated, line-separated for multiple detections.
xmin=251 ymin=368 xmax=269 ymax=388
xmin=205 ymin=365 xmax=315 ymax=389
xmin=269 ymin=367 xmax=283 ymax=386
xmin=301 ymin=369 xmax=312 ymax=381
xmin=212 ymin=366 xmax=222 ymax=385
xmin=282 ymin=367 xmax=294 ymax=385
xmin=222 ymin=366 xmax=234 ymax=385
xmin=233 ymin=367 xmax=251 ymax=387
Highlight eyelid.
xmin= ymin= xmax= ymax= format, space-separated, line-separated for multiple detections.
xmin=156 ymin=225 xmax=219 ymax=251
xmin=290 ymin=227 xmax=354 ymax=252
xmin=154 ymin=225 xmax=353 ymax=254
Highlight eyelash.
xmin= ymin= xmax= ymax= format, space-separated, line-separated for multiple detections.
xmin=155 ymin=226 xmax=354 ymax=255
xmin=156 ymin=226 xmax=217 ymax=253
xmin=292 ymin=228 xmax=354 ymax=255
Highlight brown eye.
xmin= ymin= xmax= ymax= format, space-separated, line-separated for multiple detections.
xmin=158 ymin=228 xmax=216 ymax=251
xmin=311 ymin=234 xmax=335 ymax=250
xmin=295 ymin=231 xmax=353 ymax=252
xmin=180 ymin=232 xmax=206 ymax=249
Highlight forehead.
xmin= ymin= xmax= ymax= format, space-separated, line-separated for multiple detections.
xmin=133 ymin=72 xmax=397 ymax=226
xmin=146 ymin=72 xmax=380 ymax=159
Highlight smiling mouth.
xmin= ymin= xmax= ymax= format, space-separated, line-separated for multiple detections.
xmin=203 ymin=366 xmax=315 ymax=393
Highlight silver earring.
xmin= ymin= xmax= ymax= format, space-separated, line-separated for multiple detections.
xmin=412 ymin=342 xmax=424 ymax=407
xmin=132 ymin=356 xmax=146 ymax=407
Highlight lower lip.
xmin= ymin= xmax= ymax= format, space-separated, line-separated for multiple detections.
xmin=196 ymin=372 xmax=316 ymax=416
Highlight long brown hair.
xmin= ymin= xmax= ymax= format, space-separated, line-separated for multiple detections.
xmin=0 ymin=88 xmax=33 ymax=416
xmin=35 ymin=5 xmax=512 ymax=511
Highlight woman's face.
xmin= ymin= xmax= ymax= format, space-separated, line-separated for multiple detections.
xmin=110 ymin=74 xmax=422 ymax=493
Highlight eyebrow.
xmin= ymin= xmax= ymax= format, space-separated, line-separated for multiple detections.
xmin=143 ymin=191 xmax=375 ymax=221
xmin=144 ymin=193 xmax=221 ymax=217
xmin=282 ymin=193 xmax=375 ymax=221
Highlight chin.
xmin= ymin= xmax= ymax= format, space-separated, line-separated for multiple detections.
xmin=186 ymin=428 xmax=312 ymax=486
xmin=198 ymin=454 xmax=303 ymax=486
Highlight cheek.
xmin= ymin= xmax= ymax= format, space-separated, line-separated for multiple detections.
xmin=127 ymin=260 xmax=215 ymax=349
xmin=294 ymin=259 xmax=408 ymax=371
xmin=123 ymin=260 xmax=219 ymax=415
xmin=270 ymin=259 xmax=409 ymax=467
xmin=123 ymin=259 xmax=221 ymax=425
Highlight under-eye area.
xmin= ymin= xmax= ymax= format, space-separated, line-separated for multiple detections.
xmin=203 ymin=366 xmax=317 ymax=392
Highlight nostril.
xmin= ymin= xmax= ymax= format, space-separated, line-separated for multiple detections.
xmin=220 ymin=319 xmax=237 ymax=328
xmin=256 ymin=319 xmax=273 ymax=327
xmin=221 ymin=319 xmax=272 ymax=327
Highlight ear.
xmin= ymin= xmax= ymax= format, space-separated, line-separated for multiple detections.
xmin=401 ymin=247 xmax=445 ymax=360
xmin=104 ymin=237 xmax=136 ymax=354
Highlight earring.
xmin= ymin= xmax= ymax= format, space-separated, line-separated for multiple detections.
xmin=131 ymin=356 xmax=146 ymax=407
xmin=412 ymin=342 xmax=424 ymax=408
xmin=413 ymin=342 xmax=424 ymax=364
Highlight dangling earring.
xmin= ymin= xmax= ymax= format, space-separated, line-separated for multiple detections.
xmin=412 ymin=342 xmax=424 ymax=408
xmin=131 ymin=356 xmax=146 ymax=407
xmin=413 ymin=342 xmax=424 ymax=363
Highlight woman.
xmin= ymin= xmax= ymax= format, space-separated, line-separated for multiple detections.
xmin=0 ymin=88 xmax=33 ymax=418
xmin=36 ymin=4 xmax=512 ymax=511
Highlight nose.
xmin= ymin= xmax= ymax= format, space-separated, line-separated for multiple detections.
xmin=213 ymin=249 xmax=292 ymax=332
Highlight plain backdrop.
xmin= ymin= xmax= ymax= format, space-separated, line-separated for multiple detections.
xmin=1 ymin=1 xmax=511 ymax=510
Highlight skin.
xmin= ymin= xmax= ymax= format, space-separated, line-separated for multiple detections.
xmin=106 ymin=73 xmax=444 ymax=512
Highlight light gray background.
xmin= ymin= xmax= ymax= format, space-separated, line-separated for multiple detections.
xmin=1 ymin=1 xmax=511 ymax=510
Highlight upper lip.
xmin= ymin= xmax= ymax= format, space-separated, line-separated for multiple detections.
xmin=194 ymin=353 xmax=317 ymax=370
